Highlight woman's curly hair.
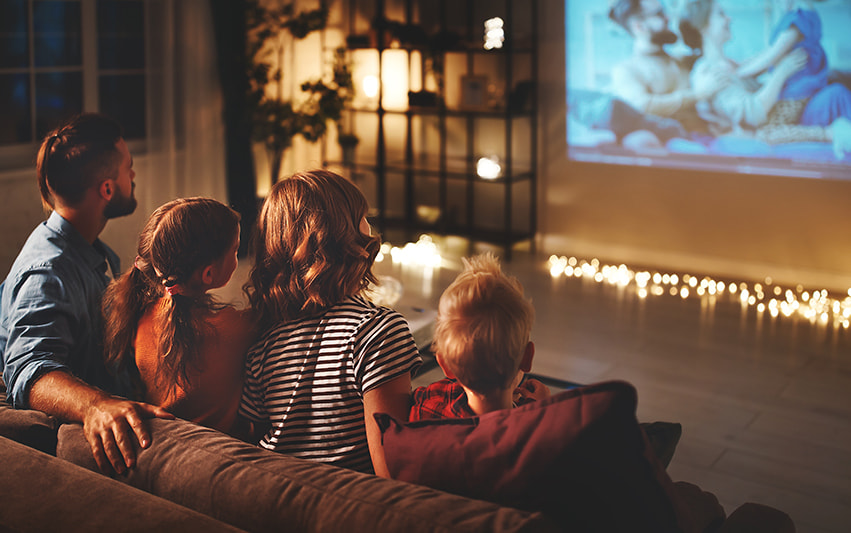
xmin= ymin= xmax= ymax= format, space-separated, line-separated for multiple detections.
xmin=244 ymin=169 xmax=381 ymax=330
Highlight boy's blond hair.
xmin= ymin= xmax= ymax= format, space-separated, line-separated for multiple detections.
xmin=433 ymin=253 xmax=534 ymax=394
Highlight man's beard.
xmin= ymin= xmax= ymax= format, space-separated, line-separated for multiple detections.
xmin=650 ymin=29 xmax=678 ymax=46
xmin=104 ymin=186 xmax=137 ymax=219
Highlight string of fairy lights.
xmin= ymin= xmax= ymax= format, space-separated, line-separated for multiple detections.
xmin=371 ymin=235 xmax=851 ymax=330
xmin=547 ymin=255 xmax=851 ymax=330
xmin=375 ymin=235 xmax=442 ymax=268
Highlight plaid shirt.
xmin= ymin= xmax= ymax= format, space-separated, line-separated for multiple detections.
xmin=409 ymin=377 xmax=536 ymax=421
xmin=409 ymin=378 xmax=475 ymax=421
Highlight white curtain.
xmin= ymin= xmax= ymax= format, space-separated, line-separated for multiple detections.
xmin=102 ymin=0 xmax=229 ymax=267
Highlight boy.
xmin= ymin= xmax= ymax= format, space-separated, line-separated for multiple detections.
xmin=410 ymin=253 xmax=550 ymax=421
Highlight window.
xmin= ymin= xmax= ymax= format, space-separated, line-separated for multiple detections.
xmin=97 ymin=0 xmax=146 ymax=139
xmin=0 ymin=0 xmax=146 ymax=150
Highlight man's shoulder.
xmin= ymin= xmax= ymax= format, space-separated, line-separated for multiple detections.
xmin=6 ymin=224 xmax=65 ymax=279
xmin=4 ymin=225 xmax=93 ymax=299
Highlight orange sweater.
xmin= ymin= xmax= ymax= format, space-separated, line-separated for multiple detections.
xmin=134 ymin=301 xmax=256 ymax=435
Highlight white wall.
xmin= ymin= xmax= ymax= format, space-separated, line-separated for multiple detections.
xmin=537 ymin=0 xmax=851 ymax=292
xmin=0 ymin=151 xmax=192 ymax=278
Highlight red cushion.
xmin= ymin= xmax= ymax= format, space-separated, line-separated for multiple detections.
xmin=376 ymin=380 xmax=694 ymax=532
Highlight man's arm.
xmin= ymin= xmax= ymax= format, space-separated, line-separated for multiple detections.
xmin=29 ymin=371 xmax=172 ymax=474
xmin=612 ymin=62 xmax=696 ymax=117
xmin=614 ymin=60 xmax=731 ymax=118
xmin=3 ymin=271 xmax=171 ymax=473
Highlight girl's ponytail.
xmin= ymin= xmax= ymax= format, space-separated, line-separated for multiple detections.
xmin=156 ymin=290 xmax=214 ymax=397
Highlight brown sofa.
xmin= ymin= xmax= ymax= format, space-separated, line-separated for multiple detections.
xmin=0 ymin=379 xmax=795 ymax=533
xmin=56 ymin=418 xmax=553 ymax=532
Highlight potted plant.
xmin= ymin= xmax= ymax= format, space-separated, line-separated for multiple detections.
xmin=337 ymin=132 xmax=360 ymax=166
xmin=246 ymin=1 xmax=353 ymax=185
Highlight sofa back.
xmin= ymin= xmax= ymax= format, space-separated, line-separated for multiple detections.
xmin=57 ymin=418 xmax=556 ymax=533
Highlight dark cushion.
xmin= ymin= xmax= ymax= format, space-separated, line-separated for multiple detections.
xmin=376 ymin=380 xmax=696 ymax=533
xmin=719 ymin=503 xmax=795 ymax=533
xmin=641 ymin=421 xmax=682 ymax=468
xmin=0 ymin=375 xmax=58 ymax=455
xmin=58 ymin=417 xmax=556 ymax=533
xmin=0 ymin=435 xmax=242 ymax=532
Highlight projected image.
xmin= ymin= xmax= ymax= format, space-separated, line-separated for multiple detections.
xmin=566 ymin=0 xmax=851 ymax=179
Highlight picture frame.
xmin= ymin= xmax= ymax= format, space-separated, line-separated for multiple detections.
xmin=459 ymin=75 xmax=489 ymax=110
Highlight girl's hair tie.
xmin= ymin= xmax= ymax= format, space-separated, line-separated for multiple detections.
xmin=162 ymin=277 xmax=182 ymax=297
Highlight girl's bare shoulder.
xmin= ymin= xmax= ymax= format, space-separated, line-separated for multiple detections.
xmin=210 ymin=306 xmax=258 ymax=336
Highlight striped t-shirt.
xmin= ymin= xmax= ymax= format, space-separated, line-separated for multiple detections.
xmin=239 ymin=295 xmax=422 ymax=473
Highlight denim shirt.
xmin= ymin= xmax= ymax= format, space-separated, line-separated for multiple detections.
xmin=0 ymin=211 xmax=121 ymax=408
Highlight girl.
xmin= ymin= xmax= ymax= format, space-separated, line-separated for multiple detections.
xmin=103 ymin=197 xmax=256 ymax=436
xmin=239 ymin=169 xmax=421 ymax=477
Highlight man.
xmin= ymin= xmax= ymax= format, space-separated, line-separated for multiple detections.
xmin=608 ymin=0 xmax=728 ymax=132
xmin=0 ymin=113 xmax=172 ymax=474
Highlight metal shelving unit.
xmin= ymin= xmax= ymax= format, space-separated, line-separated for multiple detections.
xmin=324 ymin=0 xmax=538 ymax=255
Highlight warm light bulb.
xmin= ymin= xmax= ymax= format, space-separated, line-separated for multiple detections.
xmin=483 ymin=17 xmax=504 ymax=50
xmin=476 ymin=156 xmax=501 ymax=179
xmin=362 ymin=75 xmax=379 ymax=99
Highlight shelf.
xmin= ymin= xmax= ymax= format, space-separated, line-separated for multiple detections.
xmin=380 ymin=216 xmax=535 ymax=245
xmin=326 ymin=160 xmax=534 ymax=184
xmin=345 ymin=106 xmax=535 ymax=118
xmin=325 ymin=0 xmax=538 ymax=257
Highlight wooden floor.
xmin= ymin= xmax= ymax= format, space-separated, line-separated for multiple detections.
xmin=220 ymin=239 xmax=850 ymax=532
xmin=373 ymin=239 xmax=851 ymax=533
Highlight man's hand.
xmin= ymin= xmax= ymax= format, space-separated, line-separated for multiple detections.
xmin=514 ymin=378 xmax=551 ymax=403
xmin=28 ymin=371 xmax=176 ymax=474
xmin=83 ymin=397 xmax=173 ymax=474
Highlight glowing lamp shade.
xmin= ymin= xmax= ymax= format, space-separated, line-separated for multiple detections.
xmin=381 ymin=50 xmax=409 ymax=110
xmin=476 ymin=156 xmax=502 ymax=179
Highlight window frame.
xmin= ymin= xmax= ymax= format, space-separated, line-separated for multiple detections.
xmin=0 ymin=0 xmax=147 ymax=172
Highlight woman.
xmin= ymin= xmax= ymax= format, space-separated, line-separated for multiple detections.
xmin=239 ymin=170 xmax=421 ymax=477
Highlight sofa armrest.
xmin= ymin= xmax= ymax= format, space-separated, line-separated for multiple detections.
xmin=0 ymin=435 xmax=244 ymax=532
xmin=58 ymin=418 xmax=556 ymax=533
xmin=0 ymin=376 xmax=58 ymax=455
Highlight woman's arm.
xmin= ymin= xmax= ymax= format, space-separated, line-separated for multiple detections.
xmin=362 ymin=373 xmax=413 ymax=478
xmin=751 ymin=48 xmax=807 ymax=125
xmin=736 ymin=27 xmax=801 ymax=79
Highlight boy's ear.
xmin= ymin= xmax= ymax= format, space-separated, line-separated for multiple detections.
xmin=519 ymin=341 xmax=535 ymax=373
xmin=435 ymin=353 xmax=457 ymax=379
